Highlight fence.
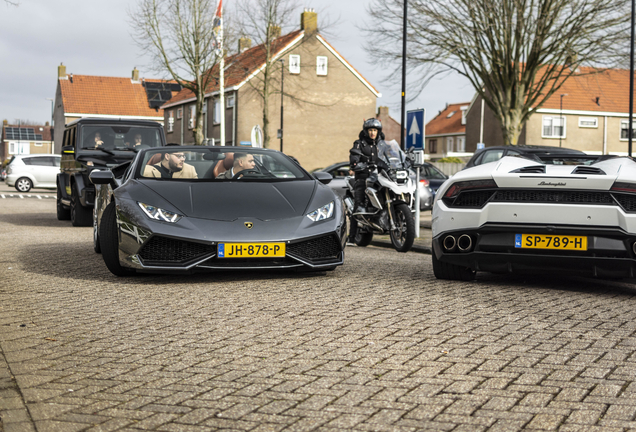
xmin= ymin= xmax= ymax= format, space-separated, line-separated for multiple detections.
xmin=429 ymin=162 xmax=465 ymax=177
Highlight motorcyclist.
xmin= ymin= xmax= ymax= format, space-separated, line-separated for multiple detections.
xmin=347 ymin=118 xmax=390 ymax=243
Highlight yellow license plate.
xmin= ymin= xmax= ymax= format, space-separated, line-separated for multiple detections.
xmin=515 ymin=234 xmax=587 ymax=250
xmin=218 ymin=243 xmax=286 ymax=258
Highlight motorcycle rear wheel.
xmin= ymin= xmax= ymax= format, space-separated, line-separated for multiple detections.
xmin=390 ymin=203 xmax=415 ymax=252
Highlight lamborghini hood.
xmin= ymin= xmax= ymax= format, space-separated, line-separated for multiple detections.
xmin=137 ymin=180 xmax=318 ymax=221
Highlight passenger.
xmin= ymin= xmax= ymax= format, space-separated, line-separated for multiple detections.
xmin=143 ymin=151 xmax=198 ymax=179
xmin=217 ymin=153 xmax=256 ymax=179
xmin=126 ymin=133 xmax=144 ymax=149
xmin=93 ymin=132 xmax=104 ymax=148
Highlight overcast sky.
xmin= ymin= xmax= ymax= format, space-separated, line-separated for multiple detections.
xmin=0 ymin=0 xmax=474 ymax=129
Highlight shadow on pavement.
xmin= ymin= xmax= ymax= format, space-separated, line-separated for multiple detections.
xmin=0 ymin=210 xmax=68 ymax=228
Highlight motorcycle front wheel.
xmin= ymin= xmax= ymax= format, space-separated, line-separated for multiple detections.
xmin=390 ymin=203 xmax=415 ymax=252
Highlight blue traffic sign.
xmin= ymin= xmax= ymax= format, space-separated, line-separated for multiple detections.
xmin=406 ymin=109 xmax=425 ymax=150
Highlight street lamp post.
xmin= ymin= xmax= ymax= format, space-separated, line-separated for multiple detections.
xmin=629 ymin=0 xmax=635 ymax=157
xmin=559 ymin=94 xmax=567 ymax=147
xmin=45 ymin=98 xmax=54 ymax=154
xmin=399 ymin=0 xmax=408 ymax=151
xmin=279 ymin=59 xmax=284 ymax=153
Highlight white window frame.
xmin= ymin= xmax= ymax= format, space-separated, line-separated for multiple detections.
xmin=167 ymin=111 xmax=174 ymax=132
xmin=620 ymin=120 xmax=636 ymax=141
xmin=542 ymin=115 xmax=566 ymax=138
xmin=35 ymin=141 xmax=42 ymax=147
xmin=578 ymin=117 xmax=598 ymax=128
xmin=188 ymin=105 xmax=196 ymax=129
xmin=177 ymin=108 xmax=183 ymax=119
xmin=316 ymin=56 xmax=328 ymax=76
xmin=446 ymin=137 xmax=454 ymax=153
xmin=226 ymin=95 xmax=235 ymax=108
xmin=214 ymin=99 xmax=221 ymax=124
xmin=461 ymin=107 xmax=468 ymax=125
xmin=456 ymin=136 xmax=466 ymax=152
xmin=289 ymin=55 xmax=300 ymax=74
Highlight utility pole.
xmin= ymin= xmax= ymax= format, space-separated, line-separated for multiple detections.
xmin=46 ymin=98 xmax=54 ymax=154
xmin=630 ymin=0 xmax=635 ymax=157
xmin=399 ymin=0 xmax=407 ymax=151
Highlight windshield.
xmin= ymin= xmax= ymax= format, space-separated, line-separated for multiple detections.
xmin=378 ymin=140 xmax=408 ymax=169
xmin=137 ymin=147 xmax=310 ymax=181
xmin=80 ymin=126 xmax=163 ymax=150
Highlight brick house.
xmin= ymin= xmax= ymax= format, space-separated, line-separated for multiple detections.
xmin=52 ymin=65 xmax=181 ymax=153
xmin=375 ymin=106 xmax=404 ymax=145
xmin=424 ymin=103 xmax=470 ymax=159
xmin=161 ymin=10 xmax=380 ymax=171
xmin=465 ymin=67 xmax=636 ymax=155
xmin=1 ymin=120 xmax=53 ymax=161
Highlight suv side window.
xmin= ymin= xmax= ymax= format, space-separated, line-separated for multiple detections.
xmin=29 ymin=157 xmax=51 ymax=166
xmin=22 ymin=157 xmax=33 ymax=166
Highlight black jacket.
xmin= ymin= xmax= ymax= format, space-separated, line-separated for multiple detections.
xmin=349 ymin=131 xmax=389 ymax=178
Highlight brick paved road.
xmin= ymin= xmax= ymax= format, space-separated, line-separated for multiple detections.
xmin=3 ymin=199 xmax=636 ymax=431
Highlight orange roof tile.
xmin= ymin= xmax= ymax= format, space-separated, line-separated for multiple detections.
xmin=164 ymin=31 xmax=304 ymax=107
xmin=59 ymin=75 xmax=179 ymax=117
xmin=426 ymin=103 xmax=469 ymax=136
xmin=538 ymin=66 xmax=636 ymax=113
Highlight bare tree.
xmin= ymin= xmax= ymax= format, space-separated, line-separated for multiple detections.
xmin=130 ymin=0 xmax=226 ymax=145
xmin=233 ymin=0 xmax=299 ymax=148
xmin=366 ymin=0 xmax=629 ymax=146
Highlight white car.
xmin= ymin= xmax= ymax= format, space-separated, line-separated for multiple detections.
xmin=5 ymin=154 xmax=61 ymax=192
xmin=432 ymin=155 xmax=636 ymax=280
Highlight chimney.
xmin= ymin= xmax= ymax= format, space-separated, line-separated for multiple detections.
xmin=238 ymin=37 xmax=252 ymax=53
xmin=45 ymin=121 xmax=50 ymax=126
xmin=58 ymin=63 xmax=67 ymax=79
xmin=268 ymin=25 xmax=281 ymax=39
xmin=378 ymin=106 xmax=389 ymax=116
xmin=301 ymin=8 xmax=317 ymax=34
xmin=132 ymin=67 xmax=140 ymax=82
xmin=2 ymin=120 xmax=7 ymax=126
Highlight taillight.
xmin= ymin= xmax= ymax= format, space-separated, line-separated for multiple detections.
xmin=420 ymin=178 xmax=430 ymax=186
xmin=444 ymin=179 xmax=498 ymax=198
xmin=611 ymin=182 xmax=636 ymax=193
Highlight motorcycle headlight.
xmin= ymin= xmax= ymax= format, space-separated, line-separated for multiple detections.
xmin=307 ymin=201 xmax=334 ymax=222
xmin=396 ymin=170 xmax=409 ymax=179
xmin=138 ymin=202 xmax=182 ymax=223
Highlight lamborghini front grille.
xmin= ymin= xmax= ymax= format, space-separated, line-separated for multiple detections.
xmin=288 ymin=235 xmax=341 ymax=262
xmin=139 ymin=236 xmax=215 ymax=263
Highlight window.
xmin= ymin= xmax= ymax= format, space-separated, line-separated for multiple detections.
xmin=461 ymin=107 xmax=468 ymax=125
xmin=621 ymin=120 xmax=636 ymax=140
xmin=316 ymin=56 xmax=328 ymax=76
xmin=213 ymin=99 xmax=222 ymax=124
xmin=479 ymin=149 xmax=504 ymax=165
xmin=177 ymin=108 xmax=183 ymax=119
xmin=188 ymin=105 xmax=196 ymax=129
xmin=35 ymin=141 xmax=43 ymax=147
xmin=579 ymin=117 xmax=598 ymax=128
xmin=289 ymin=55 xmax=300 ymax=74
xmin=542 ymin=116 xmax=566 ymax=138
xmin=429 ymin=139 xmax=437 ymax=154
xmin=167 ymin=110 xmax=174 ymax=133
xmin=456 ymin=137 xmax=466 ymax=152
xmin=446 ymin=137 xmax=454 ymax=153
xmin=226 ymin=95 xmax=235 ymax=108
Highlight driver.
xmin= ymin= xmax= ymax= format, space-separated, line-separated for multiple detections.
xmin=217 ymin=153 xmax=256 ymax=179
xmin=143 ymin=151 xmax=198 ymax=179
xmin=347 ymin=118 xmax=390 ymax=244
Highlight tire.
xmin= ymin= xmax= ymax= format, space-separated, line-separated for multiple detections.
xmin=389 ymin=203 xmax=415 ymax=252
xmin=99 ymin=202 xmax=135 ymax=276
xmin=354 ymin=230 xmax=373 ymax=247
xmin=56 ymin=182 xmax=71 ymax=221
xmin=93 ymin=208 xmax=101 ymax=254
xmin=432 ymin=247 xmax=476 ymax=281
xmin=15 ymin=177 xmax=32 ymax=192
xmin=70 ymin=183 xmax=92 ymax=227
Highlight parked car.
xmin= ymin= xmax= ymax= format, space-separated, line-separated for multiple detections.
xmin=5 ymin=154 xmax=61 ymax=192
xmin=91 ymin=146 xmax=345 ymax=276
xmin=313 ymin=161 xmax=434 ymax=210
xmin=464 ymin=145 xmax=593 ymax=170
xmin=57 ymin=118 xmax=166 ymax=227
xmin=432 ymin=154 xmax=636 ymax=280
xmin=419 ymin=162 xmax=448 ymax=199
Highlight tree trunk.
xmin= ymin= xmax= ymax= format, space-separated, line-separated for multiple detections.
xmin=500 ymin=108 xmax=525 ymax=146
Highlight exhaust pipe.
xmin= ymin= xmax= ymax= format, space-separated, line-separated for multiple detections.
xmin=457 ymin=234 xmax=473 ymax=252
xmin=632 ymin=241 xmax=636 ymax=255
xmin=443 ymin=235 xmax=456 ymax=251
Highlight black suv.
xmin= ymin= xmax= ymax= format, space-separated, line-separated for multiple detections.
xmin=57 ymin=118 xmax=166 ymax=226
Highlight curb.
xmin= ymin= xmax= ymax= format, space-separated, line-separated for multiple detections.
xmin=0 ymin=193 xmax=55 ymax=199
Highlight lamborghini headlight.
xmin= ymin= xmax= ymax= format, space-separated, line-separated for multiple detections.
xmin=138 ymin=202 xmax=182 ymax=223
xmin=307 ymin=201 xmax=334 ymax=222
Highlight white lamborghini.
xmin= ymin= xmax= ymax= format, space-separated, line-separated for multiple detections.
xmin=432 ymin=155 xmax=636 ymax=280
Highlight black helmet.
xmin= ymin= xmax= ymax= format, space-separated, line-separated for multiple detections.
xmin=363 ymin=118 xmax=382 ymax=132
